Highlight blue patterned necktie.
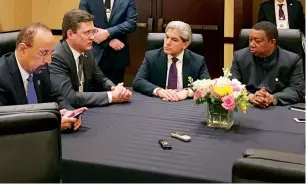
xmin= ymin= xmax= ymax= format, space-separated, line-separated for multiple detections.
xmin=167 ymin=57 xmax=178 ymax=89
xmin=27 ymin=75 xmax=38 ymax=104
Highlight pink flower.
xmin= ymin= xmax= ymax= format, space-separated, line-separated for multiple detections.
xmin=194 ymin=90 xmax=202 ymax=100
xmin=221 ymin=95 xmax=236 ymax=111
xmin=231 ymin=79 xmax=242 ymax=92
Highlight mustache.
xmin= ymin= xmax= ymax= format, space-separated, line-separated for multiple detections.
xmin=33 ymin=64 xmax=48 ymax=74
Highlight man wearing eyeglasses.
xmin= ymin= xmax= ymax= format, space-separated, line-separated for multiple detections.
xmin=49 ymin=9 xmax=132 ymax=108
xmin=79 ymin=0 xmax=137 ymax=85
xmin=0 ymin=22 xmax=87 ymax=132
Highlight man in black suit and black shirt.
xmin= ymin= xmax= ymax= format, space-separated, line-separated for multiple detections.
xmin=231 ymin=21 xmax=304 ymax=107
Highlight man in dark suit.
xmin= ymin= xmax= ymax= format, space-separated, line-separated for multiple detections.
xmin=258 ymin=0 xmax=305 ymax=34
xmin=79 ymin=0 xmax=137 ymax=84
xmin=49 ymin=9 xmax=132 ymax=108
xmin=231 ymin=21 xmax=304 ymax=107
xmin=133 ymin=21 xmax=210 ymax=102
xmin=0 ymin=22 xmax=85 ymax=131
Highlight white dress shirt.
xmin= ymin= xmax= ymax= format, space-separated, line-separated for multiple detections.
xmin=153 ymin=50 xmax=194 ymax=97
xmin=15 ymin=52 xmax=30 ymax=96
xmin=275 ymin=0 xmax=289 ymax=29
xmin=69 ymin=46 xmax=112 ymax=103
xmin=104 ymin=0 xmax=114 ymax=21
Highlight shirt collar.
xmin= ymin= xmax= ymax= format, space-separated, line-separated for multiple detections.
xmin=167 ymin=50 xmax=184 ymax=63
xmin=69 ymin=45 xmax=83 ymax=61
xmin=15 ymin=51 xmax=30 ymax=83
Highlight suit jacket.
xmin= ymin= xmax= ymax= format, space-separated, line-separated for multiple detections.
xmin=49 ymin=40 xmax=115 ymax=108
xmin=79 ymin=0 xmax=137 ymax=68
xmin=258 ymin=0 xmax=305 ymax=34
xmin=231 ymin=46 xmax=305 ymax=105
xmin=133 ymin=48 xmax=210 ymax=96
xmin=0 ymin=52 xmax=72 ymax=109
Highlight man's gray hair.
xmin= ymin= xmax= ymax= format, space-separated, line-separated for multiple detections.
xmin=165 ymin=21 xmax=192 ymax=43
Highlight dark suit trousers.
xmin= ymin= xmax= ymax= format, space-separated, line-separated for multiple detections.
xmin=99 ymin=55 xmax=125 ymax=85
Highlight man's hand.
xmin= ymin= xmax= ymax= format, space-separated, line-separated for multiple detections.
xmin=111 ymin=83 xmax=132 ymax=103
xmin=175 ymin=89 xmax=189 ymax=101
xmin=60 ymin=108 xmax=87 ymax=131
xmin=156 ymin=89 xmax=178 ymax=102
xmin=109 ymin=39 xmax=125 ymax=51
xmin=248 ymin=88 xmax=274 ymax=108
xmin=94 ymin=28 xmax=110 ymax=43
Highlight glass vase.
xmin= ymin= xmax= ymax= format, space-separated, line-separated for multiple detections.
xmin=206 ymin=102 xmax=234 ymax=129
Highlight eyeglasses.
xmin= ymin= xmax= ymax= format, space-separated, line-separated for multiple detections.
xmin=37 ymin=50 xmax=54 ymax=57
xmin=22 ymin=43 xmax=54 ymax=57
xmin=81 ymin=29 xmax=98 ymax=37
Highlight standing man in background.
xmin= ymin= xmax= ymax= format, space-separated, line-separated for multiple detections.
xmin=79 ymin=0 xmax=137 ymax=84
xmin=258 ymin=0 xmax=305 ymax=34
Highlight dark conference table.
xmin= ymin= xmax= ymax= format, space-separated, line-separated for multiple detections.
xmin=61 ymin=92 xmax=305 ymax=182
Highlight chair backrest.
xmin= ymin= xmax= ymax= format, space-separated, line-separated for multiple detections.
xmin=0 ymin=31 xmax=19 ymax=57
xmin=232 ymin=148 xmax=305 ymax=183
xmin=146 ymin=33 xmax=204 ymax=56
xmin=0 ymin=103 xmax=61 ymax=183
xmin=238 ymin=29 xmax=305 ymax=64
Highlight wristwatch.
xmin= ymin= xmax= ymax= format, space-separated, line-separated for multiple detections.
xmin=272 ymin=95 xmax=278 ymax=105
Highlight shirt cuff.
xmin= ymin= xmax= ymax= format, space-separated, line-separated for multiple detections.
xmin=107 ymin=91 xmax=112 ymax=103
xmin=153 ymin=88 xmax=161 ymax=96
xmin=187 ymin=88 xmax=194 ymax=97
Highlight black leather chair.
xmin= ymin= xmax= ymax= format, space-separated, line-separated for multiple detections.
xmin=237 ymin=29 xmax=305 ymax=69
xmin=146 ymin=33 xmax=204 ymax=56
xmin=0 ymin=103 xmax=61 ymax=182
xmin=0 ymin=31 xmax=19 ymax=57
xmin=232 ymin=148 xmax=305 ymax=183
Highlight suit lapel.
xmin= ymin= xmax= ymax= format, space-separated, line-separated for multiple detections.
xmin=109 ymin=0 xmax=120 ymax=23
xmin=82 ymin=53 xmax=91 ymax=91
xmin=7 ymin=53 xmax=27 ymax=104
xmin=286 ymin=0 xmax=294 ymax=28
xmin=33 ymin=75 xmax=42 ymax=103
xmin=182 ymin=50 xmax=191 ymax=88
xmin=159 ymin=50 xmax=168 ymax=88
xmin=61 ymin=40 xmax=80 ymax=89
xmin=270 ymin=0 xmax=277 ymax=24
xmin=99 ymin=0 xmax=108 ymax=24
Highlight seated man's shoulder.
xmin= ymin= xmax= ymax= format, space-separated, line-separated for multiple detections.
xmin=186 ymin=49 xmax=203 ymax=59
xmin=234 ymin=47 xmax=250 ymax=60
xmin=278 ymin=47 xmax=301 ymax=63
xmin=145 ymin=48 xmax=163 ymax=58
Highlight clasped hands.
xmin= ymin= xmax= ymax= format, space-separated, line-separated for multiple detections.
xmin=248 ymin=88 xmax=274 ymax=108
xmin=94 ymin=28 xmax=124 ymax=51
xmin=111 ymin=83 xmax=132 ymax=103
xmin=156 ymin=88 xmax=189 ymax=102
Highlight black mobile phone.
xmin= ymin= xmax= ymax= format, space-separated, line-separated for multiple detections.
xmin=158 ymin=140 xmax=172 ymax=150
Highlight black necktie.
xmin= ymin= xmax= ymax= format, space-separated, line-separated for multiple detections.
xmin=105 ymin=0 xmax=111 ymax=9
xmin=78 ymin=55 xmax=84 ymax=85
xmin=279 ymin=4 xmax=285 ymax=20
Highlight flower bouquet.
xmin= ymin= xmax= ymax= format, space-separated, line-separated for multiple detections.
xmin=189 ymin=68 xmax=249 ymax=129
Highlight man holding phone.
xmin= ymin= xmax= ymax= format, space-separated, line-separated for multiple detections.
xmin=49 ymin=9 xmax=132 ymax=108
xmin=0 ymin=22 xmax=87 ymax=132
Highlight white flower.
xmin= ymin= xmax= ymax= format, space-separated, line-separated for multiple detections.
xmin=192 ymin=79 xmax=215 ymax=90
xmin=233 ymin=91 xmax=242 ymax=98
